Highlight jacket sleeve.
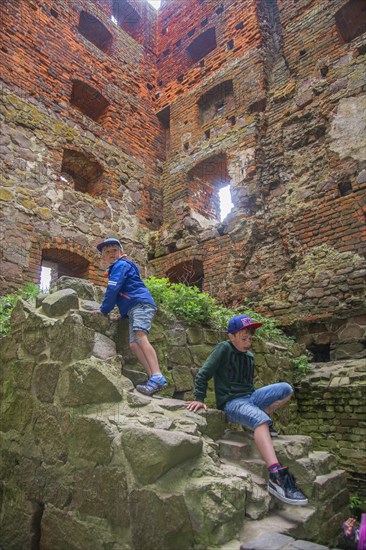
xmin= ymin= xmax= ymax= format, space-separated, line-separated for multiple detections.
xmin=194 ymin=343 xmax=226 ymax=403
xmin=100 ymin=261 xmax=129 ymax=314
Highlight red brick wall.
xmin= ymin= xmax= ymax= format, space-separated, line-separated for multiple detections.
xmin=1 ymin=0 xmax=365 ymax=329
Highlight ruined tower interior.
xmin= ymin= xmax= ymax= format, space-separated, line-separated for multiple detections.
xmin=1 ymin=0 xmax=365 ymax=357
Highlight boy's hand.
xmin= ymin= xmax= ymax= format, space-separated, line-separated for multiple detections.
xmin=185 ymin=401 xmax=208 ymax=413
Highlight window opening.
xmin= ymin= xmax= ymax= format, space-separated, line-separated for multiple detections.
xmin=61 ymin=149 xmax=104 ymax=196
xmin=338 ymin=178 xmax=353 ymax=197
xmin=41 ymin=249 xmax=90 ymax=286
xmin=78 ymin=11 xmax=113 ymax=53
xmin=40 ymin=265 xmax=52 ymax=292
xmin=112 ymin=0 xmax=141 ymax=28
xmin=166 ymin=260 xmax=204 ymax=290
xmin=308 ymin=343 xmax=331 ymax=363
xmin=156 ymin=106 xmax=170 ymax=156
xmin=187 ymin=27 xmax=217 ymax=64
xmin=157 ymin=105 xmax=170 ymax=129
xmin=219 ymin=184 xmax=233 ymax=221
xmin=335 ymin=0 xmax=366 ymax=43
xmin=70 ymin=80 xmax=110 ymax=122
xmin=187 ymin=154 xmax=231 ymax=221
xmin=198 ymin=80 xmax=234 ymax=124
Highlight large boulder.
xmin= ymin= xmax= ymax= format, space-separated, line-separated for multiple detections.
xmin=120 ymin=425 xmax=203 ymax=484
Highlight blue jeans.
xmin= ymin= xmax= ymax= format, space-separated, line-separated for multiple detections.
xmin=127 ymin=303 xmax=157 ymax=343
xmin=224 ymin=383 xmax=293 ymax=430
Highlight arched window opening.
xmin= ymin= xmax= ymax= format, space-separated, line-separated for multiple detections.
xmin=70 ymin=80 xmax=110 ymax=123
xmin=78 ymin=11 xmax=113 ymax=53
xmin=41 ymin=249 xmax=90 ymax=289
xmin=61 ymin=149 xmax=104 ymax=196
xmin=335 ymin=0 xmax=366 ymax=43
xmin=112 ymin=0 xmax=141 ymax=38
xmin=166 ymin=260 xmax=204 ymax=291
xmin=198 ymin=80 xmax=234 ymax=124
xmin=187 ymin=27 xmax=216 ymax=64
xmin=187 ymin=154 xmax=231 ymax=221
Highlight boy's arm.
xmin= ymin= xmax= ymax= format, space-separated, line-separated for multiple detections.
xmin=100 ymin=262 xmax=128 ymax=314
xmin=186 ymin=344 xmax=225 ymax=412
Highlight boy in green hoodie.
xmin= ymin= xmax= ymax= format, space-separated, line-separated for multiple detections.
xmin=186 ymin=314 xmax=308 ymax=506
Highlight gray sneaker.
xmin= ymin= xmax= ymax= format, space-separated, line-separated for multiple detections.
xmin=268 ymin=467 xmax=308 ymax=506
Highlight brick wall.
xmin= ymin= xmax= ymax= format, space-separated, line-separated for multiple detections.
xmin=291 ymin=361 xmax=366 ymax=497
xmin=1 ymin=0 xmax=365 ymax=338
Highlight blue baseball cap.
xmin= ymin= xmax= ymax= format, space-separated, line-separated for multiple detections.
xmin=97 ymin=237 xmax=123 ymax=253
xmin=227 ymin=314 xmax=263 ymax=334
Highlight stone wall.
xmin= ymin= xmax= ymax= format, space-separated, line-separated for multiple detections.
xmin=151 ymin=0 xmax=366 ymax=330
xmin=288 ymin=360 xmax=366 ymax=498
xmin=1 ymin=0 xmax=365 ymax=344
xmin=0 ymin=278 xmax=352 ymax=548
xmin=0 ymin=0 xmax=163 ymax=292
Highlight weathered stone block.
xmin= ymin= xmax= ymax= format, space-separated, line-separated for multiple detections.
xmin=57 ymin=276 xmax=96 ymax=300
xmin=32 ymin=362 xmax=61 ymax=403
xmin=58 ymin=358 xmax=123 ymax=407
xmin=120 ymin=425 xmax=202 ymax=484
xmin=129 ymin=490 xmax=193 ymax=550
xmin=40 ymin=505 xmax=129 ymax=550
xmin=92 ymin=332 xmax=116 ymax=359
xmin=67 ymin=417 xmax=115 ymax=466
xmin=185 ymin=477 xmax=246 ymax=546
xmin=71 ymin=466 xmax=129 ymax=527
xmin=41 ymin=289 xmax=79 ymax=317
xmin=171 ymin=365 xmax=194 ymax=391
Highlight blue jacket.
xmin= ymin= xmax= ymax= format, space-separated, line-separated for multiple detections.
xmin=100 ymin=258 xmax=156 ymax=317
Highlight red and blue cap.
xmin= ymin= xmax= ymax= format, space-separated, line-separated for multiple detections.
xmin=97 ymin=237 xmax=123 ymax=253
xmin=227 ymin=314 xmax=263 ymax=334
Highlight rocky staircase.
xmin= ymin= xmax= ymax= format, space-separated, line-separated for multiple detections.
xmin=215 ymin=430 xmax=348 ymax=548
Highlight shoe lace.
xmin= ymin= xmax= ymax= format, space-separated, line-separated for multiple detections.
xmin=282 ymin=471 xmax=304 ymax=495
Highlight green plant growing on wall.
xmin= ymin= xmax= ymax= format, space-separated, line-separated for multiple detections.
xmin=145 ymin=277 xmax=291 ymax=344
xmin=350 ymin=494 xmax=366 ymax=521
xmin=0 ymin=283 xmax=39 ymax=335
xmin=292 ymin=354 xmax=312 ymax=384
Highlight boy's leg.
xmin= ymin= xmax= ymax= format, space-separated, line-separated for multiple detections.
xmin=251 ymin=383 xmax=293 ymax=424
xmin=225 ymin=395 xmax=308 ymax=506
xmin=131 ymin=331 xmax=160 ymax=376
xmin=253 ymin=422 xmax=278 ymax=467
xmin=127 ymin=304 xmax=167 ymax=395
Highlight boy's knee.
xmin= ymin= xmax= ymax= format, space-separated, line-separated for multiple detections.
xmin=285 ymin=383 xmax=294 ymax=396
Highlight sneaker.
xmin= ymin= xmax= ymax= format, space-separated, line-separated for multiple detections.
xmin=136 ymin=375 xmax=168 ymax=396
xmin=268 ymin=467 xmax=308 ymax=506
xmin=269 ymin=424 xmax=279 ymax=438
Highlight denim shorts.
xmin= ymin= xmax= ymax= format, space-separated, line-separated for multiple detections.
xmin=224 ymin=383 xmax=293 ymax=430
xmin=127 ymin=303 xmax=157 ymax=342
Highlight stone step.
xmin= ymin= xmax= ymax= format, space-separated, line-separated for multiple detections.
xmin=218 ymin=438 xmax=252 ymax=462
xmin=240 ymin=458 xmax=268 ymax=478
xmin=238 ymin=505 xmax=316 ymax=545
xmin=308 ymin=451 xmax=337 ymax=476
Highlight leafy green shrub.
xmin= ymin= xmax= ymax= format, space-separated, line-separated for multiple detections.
xmin=350 ymin=494 xmax=366 ymax=521
xmin=292 ymin=355 xmax=312 ymax=383
xmin=0 ymin=283 xmax=39 ymax=335
xmin=145 ymin=277 xmax=289 ymax=343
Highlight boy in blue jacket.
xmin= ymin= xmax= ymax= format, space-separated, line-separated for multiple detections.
xmin=186 ymin=314 xmax=308 ymax=506
xmin=97 ymin=237 xmax=167 ymax=396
